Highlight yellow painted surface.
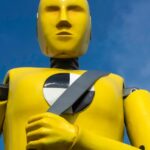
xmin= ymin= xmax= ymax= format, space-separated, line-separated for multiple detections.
xmin=37 ymin=0 xmax=91 ymax=58
xmin=1 ymin=67 xmax=128 ymax=150
xmin=0 ymin=0 xmax=147 ymax=149
xmin=124 ymin=90 xmax=150 ymax=150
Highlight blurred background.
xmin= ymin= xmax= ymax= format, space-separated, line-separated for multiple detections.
xmin=0 ymin=0 xmax=150 ymax=149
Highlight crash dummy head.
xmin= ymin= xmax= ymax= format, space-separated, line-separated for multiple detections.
xmin=37 ymin=0 xmax=91 ymax=58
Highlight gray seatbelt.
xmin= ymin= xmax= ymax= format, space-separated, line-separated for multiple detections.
xmin=48 ymin=71 xmax=109 ymax=115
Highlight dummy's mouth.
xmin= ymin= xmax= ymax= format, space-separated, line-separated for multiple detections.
xmin=57 ymin=32 xmax=72 ymax=35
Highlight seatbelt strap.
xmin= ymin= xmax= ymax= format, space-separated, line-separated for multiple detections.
xmin=48 ymin=71 xmax=109 ymax=115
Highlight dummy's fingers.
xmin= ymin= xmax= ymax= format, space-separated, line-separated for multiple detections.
xmin=26 ymin=139 xmax=45 ymax=150
xmin=28 ymin=114 xmax=45 ymax=124
xmin=27 ymin=128 xmax=48 ymax=143
xmin=26 ymin=120 xmax=44 ymax=133
xmin=28 ymin=112 xmax=61 ymax=124
xmin=26 ymin=114 xmax=60 ymax=133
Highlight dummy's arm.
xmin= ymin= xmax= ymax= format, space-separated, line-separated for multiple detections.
xmin=71 ymin=128 xmax=141 ymax=150
xmin=124 ymin=89 xmax=150 ymax=150
xmin=26 ymin=112 xmax=140 ymax=150
xmin=0 ymin=84 xmax=8 ymax=133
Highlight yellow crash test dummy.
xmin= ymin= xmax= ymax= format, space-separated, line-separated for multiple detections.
xmin=0 ymin=0 xmax=150 ymax=150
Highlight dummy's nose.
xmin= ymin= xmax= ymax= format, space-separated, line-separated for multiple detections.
xmin=60 ymin=7 xmax=68 ymax=21
xmin=56 ymin=7 xmax=72 ymax=29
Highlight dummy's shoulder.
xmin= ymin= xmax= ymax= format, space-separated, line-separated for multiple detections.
xmin=99 ymin=72 xmax=124 ymax=87
xmin=6 ymin=67 xmax=49 ymax=75
xmin=7 ymin=67 xmax=49 ymax=74
xmin=108 ymin=73 xmax=124 ymax=82
xmin=79 ymin=70 xmax=124 ymax=86
xmin=4 ymin=67 xmax=50 ymax=82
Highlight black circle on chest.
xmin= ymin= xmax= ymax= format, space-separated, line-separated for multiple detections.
xmin=43 ymin=73 xmax=95 ymax=114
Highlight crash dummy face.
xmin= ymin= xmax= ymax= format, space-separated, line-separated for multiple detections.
xmin=37 ymin=0 xmax=91 ymax=58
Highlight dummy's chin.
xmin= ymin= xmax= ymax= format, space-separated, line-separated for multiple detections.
xmin=46 ymin=42 xmax=84 ymax=58
xmin=48 ymin=48 xmax=82 ymax=58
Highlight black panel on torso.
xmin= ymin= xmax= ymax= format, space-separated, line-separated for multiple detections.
xmin=43 ymin=73 xmax=95 ymax=114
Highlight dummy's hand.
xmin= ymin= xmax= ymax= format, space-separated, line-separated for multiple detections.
xmin=26 ymin=112 xmax=78 ymax=150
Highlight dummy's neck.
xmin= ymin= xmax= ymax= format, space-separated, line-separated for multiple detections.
xmin=50 ymin=58 xmax=79 ymax=70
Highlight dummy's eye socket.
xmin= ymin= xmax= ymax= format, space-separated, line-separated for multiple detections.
xmin=67 ymin=5 xmax=84 ymax=12
xmin=45 ymin=6 xmax=60 ymax=12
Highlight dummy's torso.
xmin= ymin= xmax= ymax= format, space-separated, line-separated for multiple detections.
xmin=3 ymin=67 xmax=124 ymax=150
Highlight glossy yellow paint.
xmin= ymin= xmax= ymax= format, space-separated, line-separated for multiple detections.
xmin=72 ymin=129 xmax=140 ymax=150
xmin=37 ymin=0 xmax=91 ymax=58
xmin=0 ymin=67 xmax=139 ymax=150
xmin=0 ymin=0 xmax=148 ymax=149
xmin=124 ymin=90 xmax=150 ymax=150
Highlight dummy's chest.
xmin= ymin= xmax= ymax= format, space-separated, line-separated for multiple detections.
xmin=5 ymin=69 xmax=124 ymax=141
xmin=6 ymin=70 xmax=123 ymax=121
xmin=7 ymin=71 xmax=95 ymax=117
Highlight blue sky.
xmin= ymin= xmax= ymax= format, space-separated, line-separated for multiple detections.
xmin=0 ymin=0 xmax=150 ymax=149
